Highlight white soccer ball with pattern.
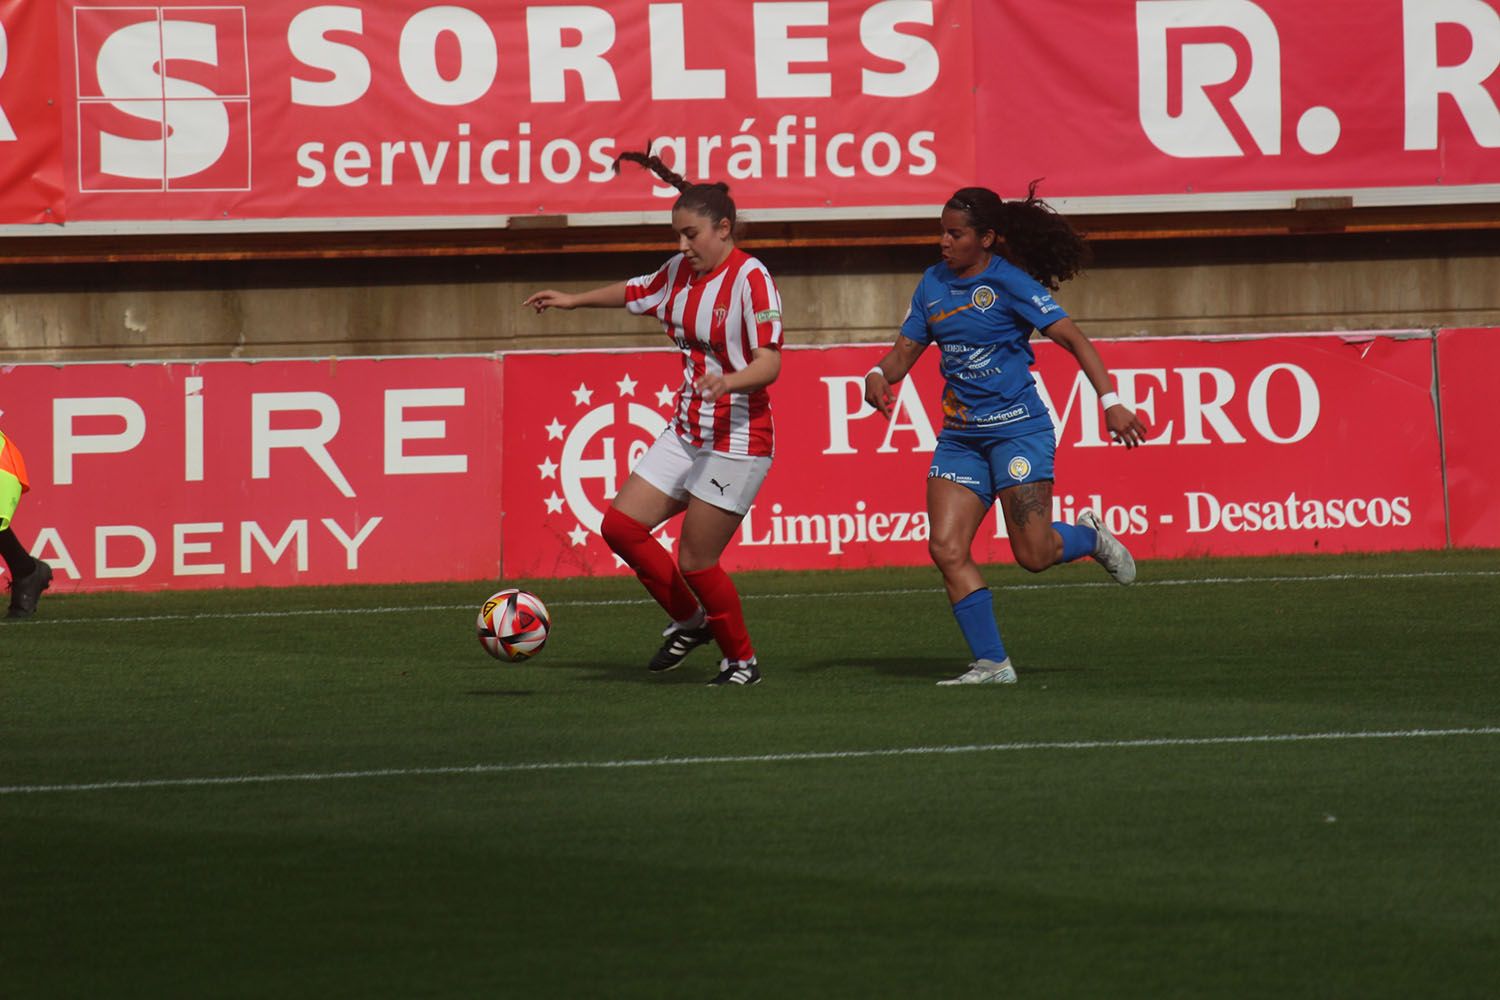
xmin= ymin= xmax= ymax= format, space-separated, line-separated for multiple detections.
xmin=477 ymin=589 xmax=551 ymax=662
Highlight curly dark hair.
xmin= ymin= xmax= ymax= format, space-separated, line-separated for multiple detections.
xmin=614 ymin=148 xmax=737 ymax=232
xmin=946 ymin=181 xmax=1089 ymax=290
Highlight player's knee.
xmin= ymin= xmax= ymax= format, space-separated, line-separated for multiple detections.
xmin=1010 ymin=535 xmax=1059 ymax=573
xmin=600 ymin=506 xmax=648 ymax=553
xmin=1013 ymin=547 xmax=1052 ymax=574
xmin=927 ymin=534 xmax=967 ymax=571
xmin=677 ymin=549 xmax=712 ymax=575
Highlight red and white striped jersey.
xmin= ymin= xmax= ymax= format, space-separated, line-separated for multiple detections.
xmin=625 ymin=247 xmax=784 ymax=457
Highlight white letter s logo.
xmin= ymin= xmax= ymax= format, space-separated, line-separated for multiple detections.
xmin=97 ymin=19 xmax=230 ymax=180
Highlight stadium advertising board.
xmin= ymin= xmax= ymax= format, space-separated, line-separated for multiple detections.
xmin=31 ymin=0 xmax=975 ymax=224
xmin=501 ymin=333 xmax=1449 ymax=578
xmin=0 ymin=357 xmax=504 ymax=591
xmin=0 ymin=0 xmax=65 ymax=223
xmin=979 ymin=0 xmax=1500 ymax=207
xmin=1437 ymin=327 xmax=1500 ymax=548
xmin=4 ymin=1 xmax=1499 ymax=230
xmin=0 ymin=331 xmax=1468 ymax=593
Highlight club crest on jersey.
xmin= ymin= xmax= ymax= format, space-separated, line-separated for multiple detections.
xmin=971 ymin=285 xmax=996 ymax=311
xmin=1007 ymin=456 xmax=1032 ymax=481
xmin=713 ymin=306 xmax=728 ymax=327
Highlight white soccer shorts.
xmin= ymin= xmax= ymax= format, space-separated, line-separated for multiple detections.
xmin=632 ymin=430 xmax=772 ymax=517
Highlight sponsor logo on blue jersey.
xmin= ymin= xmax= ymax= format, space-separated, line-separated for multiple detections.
xmin=974 ymin=404 xmax=1029 ymax=427
xmin=1031 ymin=293 xmax=1060 ymax=315
xmin=938 ymin=344 xmax=1004 ymax=383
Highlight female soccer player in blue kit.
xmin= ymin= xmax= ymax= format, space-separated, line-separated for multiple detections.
xmin=864 ymin=185 xmax=1148 ymax=685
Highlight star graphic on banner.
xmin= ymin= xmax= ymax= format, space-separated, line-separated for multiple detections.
xmin=572 ymin=383 xmax=594 ymax=406
xmin=538 ymin=457 xmax=558 ymax=479
xmin=617 ymin=374 xmax=638 ymax=397
xmin=545 ymin=418 xmax=566 ymax=441
xmin=544 ymin=492 xmax=565 ymax=514
xmin=656 ymin=530 xmax=675 ymax=551
xmin=656 ymin=384 xmax=676 ymax=408
xmin=568 ymin=524 xmax=590 ymax=547
xmin=612 ymin=553 xmax=628 ymax=569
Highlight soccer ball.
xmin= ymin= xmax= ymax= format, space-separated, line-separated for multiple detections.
xmin=477 ymin=589 xmax=551 ymax=662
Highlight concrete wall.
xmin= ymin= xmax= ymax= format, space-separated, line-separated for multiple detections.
xmin=2 ymin=230 xmax=1497 ymax=362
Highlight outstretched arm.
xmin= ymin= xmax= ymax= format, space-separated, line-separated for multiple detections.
xmin=523 ymin=280 xmax=630 ymax=312
xmin=863 ymin=335 xmax=927 ymax=420
xmin=1041 ymin=317 xmax=1149 ymax=448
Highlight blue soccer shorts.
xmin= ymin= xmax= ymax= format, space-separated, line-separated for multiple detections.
xmin=927 ymin=427 xmax=1056 ymax=508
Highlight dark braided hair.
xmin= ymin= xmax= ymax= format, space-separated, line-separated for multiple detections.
xmin=946 ymin=181 xmax=1090 ymax=291
xmin=614 ymin=148 xmax=737 ymax=232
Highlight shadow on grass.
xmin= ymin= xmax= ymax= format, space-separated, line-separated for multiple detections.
xmin=804 ymin=656 xmax=1087 ymax=681
xmin=513 ymin=658 xmax=715 ymax=685
xmin=578 ymin=664 xmax=715 ymax=685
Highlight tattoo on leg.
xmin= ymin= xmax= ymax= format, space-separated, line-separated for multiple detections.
xmin=1004 ymin=483 xmax=1052 ymax=529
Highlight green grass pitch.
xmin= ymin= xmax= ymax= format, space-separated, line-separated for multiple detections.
xmin=4 ymin=550 xmax=1499 ymax=998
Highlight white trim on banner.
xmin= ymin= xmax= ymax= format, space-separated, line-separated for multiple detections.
xmin=1 ymin=184 xmax=1497 ymax=238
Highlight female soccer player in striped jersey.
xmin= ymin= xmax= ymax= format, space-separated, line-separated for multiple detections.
xmin=864 ymin=184 xmax=1149 ymax=685
xmin=523 ymin=153 xmax=783 ymax=686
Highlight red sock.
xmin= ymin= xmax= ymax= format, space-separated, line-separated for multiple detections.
xmin=600 ymin=507 xmax=701 ymax=622
xmin=682 ymin=563 xmax=753 ymax=662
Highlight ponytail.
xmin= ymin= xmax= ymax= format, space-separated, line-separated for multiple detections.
xmin=615 ymin=146 xmax=738 ymax=232
xmin=946 ymin=181 xmax=1089 ymax=290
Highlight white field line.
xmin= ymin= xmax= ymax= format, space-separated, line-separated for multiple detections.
xmin=19 ymin=568 xmax=1500 ymax=627
xmin=3 ymin=727 xmax=1497 ymax=797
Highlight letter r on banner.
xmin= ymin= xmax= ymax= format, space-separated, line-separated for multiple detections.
xmin=1137 ymin=0 xmax=1282 ymax=157
xmin=251 ymin=392 xmax=356 ymax=498
xmin=1403 ymin=0 xmax=1500 ymax=150
xmin=0 ymin=23 xmax=15 ymax=142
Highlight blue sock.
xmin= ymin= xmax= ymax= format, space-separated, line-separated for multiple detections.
xmin=951 ymin=588 xmax=1006 ymax=662
xmin=1054 ymin=521 xmax=1097 ymax=563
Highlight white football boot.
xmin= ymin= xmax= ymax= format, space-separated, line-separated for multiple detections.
xmin=937 ymin=658 xmax=1018 ymax=686
xmin=1078 ymin=509 xmax=1136 ymax=585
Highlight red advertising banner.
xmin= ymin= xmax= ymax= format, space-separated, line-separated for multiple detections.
xmin=43 ymin=0 xmax=974 ymax=223
xmin=0 ymin=357 xmax=504 ymax=592
xmin=979 ymin=1 xmax=1500 ymax=203
xmin=0 ymin=331 xmax=1458 ymax=594
xmin=3 ymin=1 xmax=1497 ymax=229
xmin=501 ymin=332 xmax=1448 ymax=579
xmin=0 ymin=0 xmax=66 ymax=222
xmin=1437 ymin=327 xmax=1500 ymax=548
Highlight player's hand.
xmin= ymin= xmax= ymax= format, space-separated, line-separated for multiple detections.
xmin=864 ymin=370 xmax=895 ymax=420
xmin=695 ymin=373 xmax=731 ymax=401
xmin=1106 ymin=404 xmax=1149 ymax=449
xmin=523 ymin=290 xmax=575 ymax=312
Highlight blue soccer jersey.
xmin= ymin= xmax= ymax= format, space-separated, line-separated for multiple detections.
xmin=899 ymin=256 xmax=1066 ymax=437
